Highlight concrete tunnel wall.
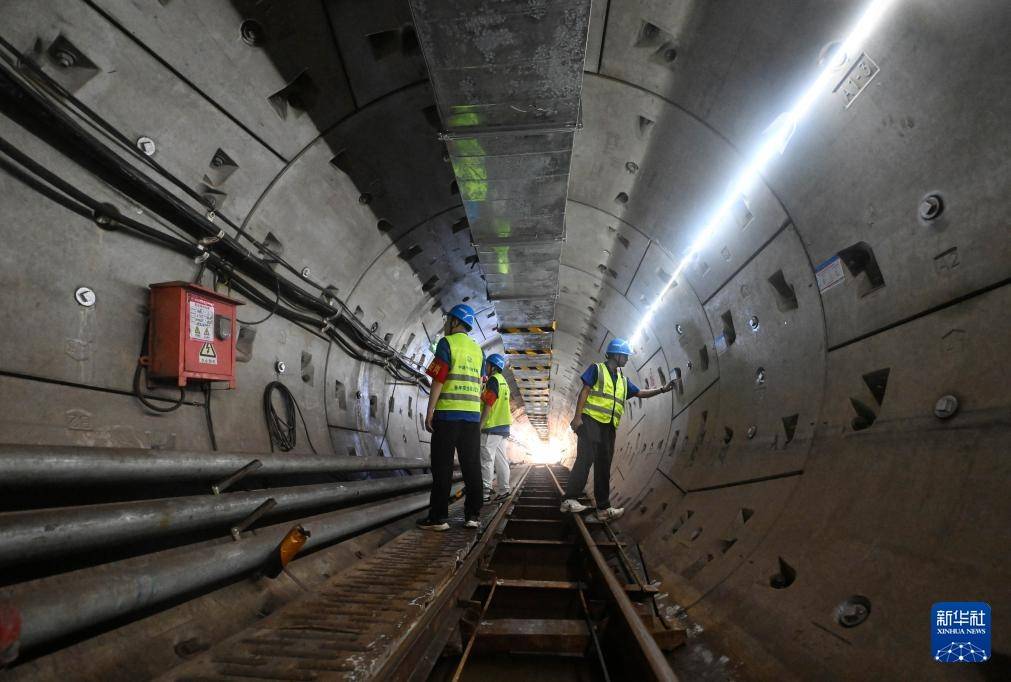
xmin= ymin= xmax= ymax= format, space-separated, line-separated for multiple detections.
xmin=0 ymin=0 xmax=1007 ymax=680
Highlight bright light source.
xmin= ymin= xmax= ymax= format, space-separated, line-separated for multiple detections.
xmin=513 ymin=429 xmax=574 ymax=464
xmin=629 ymin=0 xmax=897 ymax=350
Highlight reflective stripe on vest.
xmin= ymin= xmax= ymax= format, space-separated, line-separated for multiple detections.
xmin=582 ymin=362 xmax=627 ymax=427
xmin=435 ymin=333 xmax=483 ymax=413
xmin=483 ymin=374 xmax=512 ymax=430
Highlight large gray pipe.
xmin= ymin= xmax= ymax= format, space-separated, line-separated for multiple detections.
xmin=0 ymin=443 xmax=429 ymax=486
xmin=0 ymin=473 xmax=459 ymax=567
xmin=4 ymin=486 xmax=456 ymax=651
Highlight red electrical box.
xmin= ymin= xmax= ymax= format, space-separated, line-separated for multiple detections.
xmin=146 ymin=282 xmax=242 ymax=388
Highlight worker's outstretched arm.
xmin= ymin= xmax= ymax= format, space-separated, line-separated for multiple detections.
xmin=636 ymin=380 xmax=675 ymax=399
xmin=425 ymin=380 xmax=443 ymax=433
xmin=570 ymin=384 xmax=591 ymax=431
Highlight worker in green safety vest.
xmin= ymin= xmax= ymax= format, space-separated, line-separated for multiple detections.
xmin=560 ymin=338 xmax=675 ymax=520
xmin=479 ymin=353 xmax=512 ymax=501
xmin=417 ymin=304 xmax=485 ymax=531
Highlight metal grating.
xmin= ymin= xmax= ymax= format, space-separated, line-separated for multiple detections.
xmin=410 ymin=0 xmax=592 ymax=439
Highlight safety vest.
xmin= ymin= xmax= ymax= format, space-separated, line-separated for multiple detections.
xmin=434 ymin=333 xmax=483 ymax=413
xmin=582 ymin=362 xmax=627 ymax=427
xmin=483 ymin=374 xmax=511 ymax=430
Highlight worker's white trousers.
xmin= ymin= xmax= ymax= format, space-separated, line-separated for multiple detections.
xmin=479 ymin=432 xmax=510 ymax=494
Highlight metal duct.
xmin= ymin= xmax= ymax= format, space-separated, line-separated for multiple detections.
xmin=4 ymin=486 xmax=459 ymax=651
xmin=0 ymin=473 xmax=459 ymax=567
xmin=0 ymin=444 xmax=428 ymax=487
xmin=409 ymin=0 xmax=592 ymax=439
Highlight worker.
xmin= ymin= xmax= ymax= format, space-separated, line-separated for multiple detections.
xmin=417 ymin=304 xmax=485 ymax=531
xmin=479 ymin=353 xmax=512 ymax=501
xmin=560 ymin=338 xmax=675 ymax=520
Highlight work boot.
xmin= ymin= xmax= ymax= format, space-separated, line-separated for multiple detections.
xmin=464 ymin=517 xmax=480 ymax=528
xmin=494 ymin=490 xmax=511 ymax=501
xmin=560 ymin=499 xmax=589 ymax=513
xmin=596 ymin=507 xmax=624 ymax=521
xmin=416 ymin=517 xmax=449 ymax=531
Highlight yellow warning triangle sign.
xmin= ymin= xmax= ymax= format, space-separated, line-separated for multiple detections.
xmin=199 ymin=342 xmax=217 ymax=359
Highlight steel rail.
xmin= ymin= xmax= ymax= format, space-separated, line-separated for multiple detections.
xmin=579 ymin=587 xmax=612 ymax=682
xmin=0 ymin=473 xmax=457 ymax=567
xmin=450 ymin=581 xmax=498 ymax=682
xmin=0 ymin=443 xmax=428 ymax=487
xmin=3 ymin=486 xmax=457 ymax=651
xmin=545 ymin=465 xmax=678 ymax=682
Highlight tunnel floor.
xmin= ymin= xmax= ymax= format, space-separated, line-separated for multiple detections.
xmin=156 ymin=465 xmax=727 ymax=681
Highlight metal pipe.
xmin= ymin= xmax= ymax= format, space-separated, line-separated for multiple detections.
xmin=0 ymin=444 xmax=429 ymax=487
xmin=0 ymin=473 xmax=457 ymax=567
xmin=4 ymin=486 xmax=457 ymax=651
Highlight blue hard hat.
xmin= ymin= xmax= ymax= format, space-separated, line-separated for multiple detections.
xmin=487 ymin=353 xmax=506 ymax=371
xmin=448 ymin=303 xmax=476 ymax=331
xmin=606 ymin=338 xmax=633 ymax=356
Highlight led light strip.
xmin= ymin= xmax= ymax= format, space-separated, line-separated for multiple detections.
xmin=629 ymin=0 xmax=897 ymax=349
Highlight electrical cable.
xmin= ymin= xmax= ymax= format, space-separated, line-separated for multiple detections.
xmin=131 ymin=327 xmax=186 ymax=414
xmin=0 ymin=43 xmax=313 ymax=287
xmin=203 ymin=384 xmax=218 ymax=451
xmin=0 ymin=154 xmax=93 ymax=220
xmin=0 ymin=75 xmax=429 ymax=386
xmin=262 ymin=381 xmax=318 ymax=454
xmin=377 ymin=381 xmax=397 ymax=457
xmin=1 ymin=136 xmax=424 ymax=384
xmin=236 ymin=277 xmax=280 ymax=326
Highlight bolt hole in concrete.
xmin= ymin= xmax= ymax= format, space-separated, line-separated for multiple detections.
xmin=934 ymin=394 xmax=959 ymax=419
xmin=755 ymin=367 xmax=765 ymax=385
xmin=838 ymin=241 xmax=886 ymax=297
xmin=781 ymin=414 xmax=798 ymax=444
xmin=300 ymin=351 xmax=313 ymax=385
xmin=672 ymin=511 xmax=694 ymax=535
xmin=720 ymin=310 xmax=737 ymax=346
xmin=919 ymin=193 xmax=944 ymax=220
xmin=240 ymin=19 xmax=265 ymax=46
xmin=767 ymin=269 xmax=799 ymax=311
xmin=818 ymin=40 xmax=848 ymax=69
xmin=849 ymin=398 xmax=877 ymax=431
xmin=835 ymin=595 xmax=872 ymax=627
xmin=615 ymin=191 xmax=629 ymax=204
xmin=769 ymin=557 xmax=797 ymax=589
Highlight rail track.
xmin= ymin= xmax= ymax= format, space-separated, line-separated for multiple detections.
xmin=162 ymin=464 xmax=682 ymax=681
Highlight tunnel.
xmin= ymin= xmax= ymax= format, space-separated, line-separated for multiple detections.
xmin=0 ymin=0 xmax=1007 ymax=680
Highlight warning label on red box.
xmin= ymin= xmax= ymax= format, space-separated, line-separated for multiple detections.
xmin=189 ymin=299 xmax=214 ymax=341
xmin=198 ymin=342 xmax=218 ymax=365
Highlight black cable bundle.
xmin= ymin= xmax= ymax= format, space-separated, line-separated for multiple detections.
xmin=0 ymin=52 xmax=430 ymax=389
xmin=262 ymin=382 xmax=317 ymax=454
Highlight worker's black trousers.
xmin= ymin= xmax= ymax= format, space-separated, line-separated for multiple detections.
xmin=565 ymin=418 xmax=617 ymax=510
xmin=428 ymin=419 xmax=483 ymax=522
